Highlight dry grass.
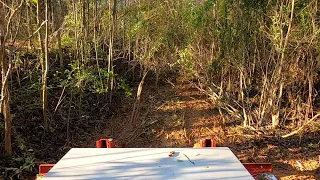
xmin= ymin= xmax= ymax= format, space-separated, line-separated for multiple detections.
xmin=86 ymin=80 xmax=320 ymax=180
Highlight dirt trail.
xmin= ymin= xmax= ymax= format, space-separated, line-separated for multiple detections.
xmin=85 ymin=80 xmax=320 ymax=180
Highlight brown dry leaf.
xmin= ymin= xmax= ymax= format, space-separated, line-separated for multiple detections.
xmin=193 ymin=143 xmax=201 ymax=148
xmin=168 ymin=151 xmax=175 ymax=157
xmin=296 ymin=161 xmax=304 ymax=171
xmin=288 ymin=148 xmax=301 ymax=152
xmin=267 ymin=144 xmax=277 ymax=149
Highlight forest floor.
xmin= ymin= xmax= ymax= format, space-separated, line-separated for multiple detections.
xmin=2 ymin=76 xmax=319 ymax=180
xmin=83 ymin=78 xmax=320 ymax=180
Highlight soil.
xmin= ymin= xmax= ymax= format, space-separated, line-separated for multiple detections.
xmin=85 ymin=79 xmax=320 ymax=180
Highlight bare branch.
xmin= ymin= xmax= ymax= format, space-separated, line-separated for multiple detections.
xmin=282 ymin=112 xmax=320 ymax=138
xmin=4 ymin=0 xmax=24 ymax=41
xmin=0 ymin=0 xmax=14 ymax=11
xmin=13 ymin=20 xmax=47 ymax=52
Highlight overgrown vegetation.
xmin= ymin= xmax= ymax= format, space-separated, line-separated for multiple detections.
xmin=0 ymin=0 xmax=320 ymax=179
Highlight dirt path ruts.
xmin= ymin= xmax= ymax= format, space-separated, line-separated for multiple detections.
xmin=84 ymin=80 xmax=320 ymax=180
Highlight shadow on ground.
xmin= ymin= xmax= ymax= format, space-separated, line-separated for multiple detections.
xmin=83 ymin=81 xmax=320 ymax=179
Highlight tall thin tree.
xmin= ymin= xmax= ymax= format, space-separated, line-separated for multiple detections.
xmin=37 ymin=0 xmax=49 ymax=131
xmin=43 ymin=0 xmax=49 ymax=130
xmin=108 ymin=0 xmax=117 ymax=94
xmin=0 ymin=2 xmax=12 ymax=155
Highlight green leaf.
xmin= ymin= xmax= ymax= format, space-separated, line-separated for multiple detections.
xmin=13 ymin=157 xmax=24 ymax=162
xmin=5 ymin=167 xmax=19 ymax=171
xmin=32 ymin=0 xmax=38 ymax=4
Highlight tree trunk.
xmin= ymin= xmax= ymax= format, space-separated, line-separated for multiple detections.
xmin=81 ymin=0 xmax=87 ymax=64
xmin=52 ymin=0 xmax=63 ymax=68
xmin=0 ymin=3 xmax=12 ymax=155
xmin=108 ymin=0 xmax=117 ymax=92
xmin=57 ymin=30 xmax=63 ymax=68
xmin=26 ymin=3 xmax=33 ymax=50
xmin=94 ymin=0 xmax=103 ymax=88
xmin=130 ymin=70 xmax=148 ymax=123
xmin=43 ymin=0 xmax=49 ymax=131
xmin=73 ymin=0 xmax=79 ymax=59
xmin=37 ymin=0 xmax=49 ymax=131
